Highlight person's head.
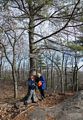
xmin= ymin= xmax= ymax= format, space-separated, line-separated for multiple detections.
xmin=32 ymin=71 xmax=36 ymax=76
xmin=30 ymin=75 xmax=35 ymax=81
xmin=37 ymin=72 xmax=41 ymax=77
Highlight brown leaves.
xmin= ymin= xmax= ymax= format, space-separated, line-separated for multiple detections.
xmin=38 ymin=92 xmax=74 ymax=108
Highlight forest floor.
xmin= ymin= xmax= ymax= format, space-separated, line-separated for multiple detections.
xmin=0 ymin=80 xmax=83 ymax=120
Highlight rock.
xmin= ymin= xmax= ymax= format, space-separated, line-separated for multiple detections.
xmin=68 ymin=113 xmax=83 ymax=120
xmin=1 ymin=91 xmax=83 ymax=120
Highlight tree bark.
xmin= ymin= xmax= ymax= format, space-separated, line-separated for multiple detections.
xmin=51 ymin=56 xmax=53 ymax=89
xmin=28 ymin=4 xmax=36 ymax=73
xmin=64 ymin=58 xmax=68 ymax=91
xmin=61 ymin=54 xmax=64 ymax=93
xmin=0 ymin=56 xmax=2 ymax=79
xmin=12 ymin=46 xmax=18 ymax=99
xmin=12 ymin=65 xmax=18 ymax=99
xmin=72 ymin=54 xmax=78 ymax=92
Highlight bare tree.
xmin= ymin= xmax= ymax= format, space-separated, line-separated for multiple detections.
xmin=1 ymin=28 xmax=25 ymax=98
xmin=2 ymin=0 xmax=81 ymax=73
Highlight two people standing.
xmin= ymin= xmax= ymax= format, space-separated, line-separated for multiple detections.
xmin=24 ymin=72 xmax=46 ymax=105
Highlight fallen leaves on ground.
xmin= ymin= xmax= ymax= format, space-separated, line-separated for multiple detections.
xmin=0 ymin=81 xmax=75 ymax=120
xmin=0 ymin=92 xmax=74 ymax=120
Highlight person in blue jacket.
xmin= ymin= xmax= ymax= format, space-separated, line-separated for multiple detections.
xmin=24 ymin=75 xmax=38 ymax=105
xmin=36 ymin=73 xmax=46 ymax=100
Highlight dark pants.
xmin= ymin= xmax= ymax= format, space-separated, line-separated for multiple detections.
xmin=22 ymin=91 xmax=30 ymax=102
xmin=38 ymin=87 xmax=45 ymax=99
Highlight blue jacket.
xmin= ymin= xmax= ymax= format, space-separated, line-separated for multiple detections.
xmin=40 ymin=75 xmax=46 ymax=90
xmin=27 ymin=79 xmax=36 ymax=90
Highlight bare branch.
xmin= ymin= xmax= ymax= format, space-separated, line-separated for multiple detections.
xmin=0 ymin=42 xmax=12 ymax=66
xmin=14 ymin=0 xmax=29 ymax=15
xmin=78 ymin=64 xmax=83 ymax=71
xmin=33 ymin=0 xmax=80 ymax=44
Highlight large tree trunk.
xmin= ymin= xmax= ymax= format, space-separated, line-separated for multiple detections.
xmin=28 ymin=5 xmax=36 ymax=73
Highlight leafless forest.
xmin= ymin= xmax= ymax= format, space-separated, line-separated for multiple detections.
xmin=0 ymin=0 xmax=83 ymax=120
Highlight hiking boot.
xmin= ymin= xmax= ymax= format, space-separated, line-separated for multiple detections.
xmin=24 ymin=101 xmax=28 ymax=105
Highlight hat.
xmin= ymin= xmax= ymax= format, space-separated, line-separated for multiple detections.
xmin=37 ymin=73 xmax=41 ymax=77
